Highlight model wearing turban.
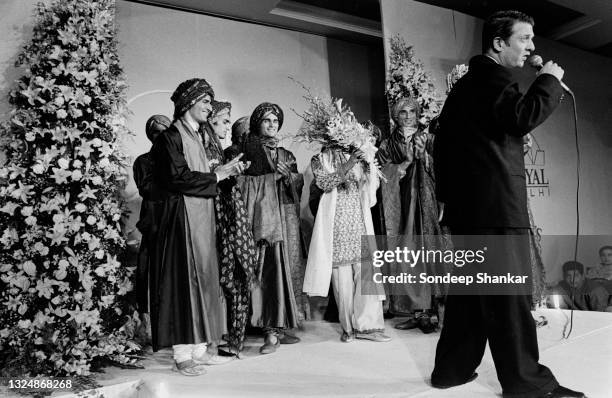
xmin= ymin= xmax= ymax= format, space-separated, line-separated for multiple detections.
xmin=239 ymin=101 xmax=305 ymax=354
xmin=225 ymin=116 xmax=249 ymax=161
xmin=145 ymin=114 xmax=171 ymax=142
xmin=171 ymin=78 xmax=215 ymax=120
xmin=209 ymin=100 xmax=231 ymax=122
xmin=249 ymin=102 xmax=284 ymax=136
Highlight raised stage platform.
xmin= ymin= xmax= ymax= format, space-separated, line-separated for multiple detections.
xmin=32 ymin=309 xmax=612 ymax=397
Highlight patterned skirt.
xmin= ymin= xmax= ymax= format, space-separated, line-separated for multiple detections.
xmin=332 ymin=182 xmax=368 ymax=266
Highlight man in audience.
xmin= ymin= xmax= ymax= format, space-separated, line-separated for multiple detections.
xmin=548 ymin=261 xmax=611 ymax=312
xmin=586 ymin=245 xmax=612 ymax=281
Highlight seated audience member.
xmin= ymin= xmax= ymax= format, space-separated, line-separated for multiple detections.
xmin=586 ymin=245 xmax=612 ymax=281
xmin=547 ymin=261 xmax=611 ymax=312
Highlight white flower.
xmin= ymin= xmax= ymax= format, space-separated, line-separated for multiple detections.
xmin=32 ymin=163 xmax=45 ymax=174
xmin=20 ymin=206 xmax=34 ymax=216
xmin=94 ymin=250 xmax=104 ymax=259
xmin=0 ymin=263 xmax=12 ymax=272
xmin=72 ymin=169 xmax=83 ymax=180
xmin=86 ymin=215 xmax=96 ymax=225
xmin=58 ymin=158 xmax=70 ymax=169
xmin=0 ymin=228 xmax=19 ymax=247
xmin=56 ymin=109 xmax=68 ymax=119
xmin=73 ymin=159 xmax=83 ymax=168
xmin=25 ymin=131 xmax=36 ymax=141
xmin=25 ymin=216 xmax=37 ymax=226
xmin=54 ymin=269 xmax=67 ymax=280
xmin=17 ymin=319 xmax=32 ymax=329
xmin=91 ymin=175 xmax=103 ymax=185
xmin=0 ymin=202 xmax=18 ymax=215
xmin=75 ymin=203 xmax=86 ymax=212
xmin=88 ymin=236 xmax=100 ymax=250
xmin=112 ymin=213 xmax=120 ymax=221
xmin=99 ymin=157 xmax=110 ymax=168
xmin=23 ymin=260 xmax=37 ymax=276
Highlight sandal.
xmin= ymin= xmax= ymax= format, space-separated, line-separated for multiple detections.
xmin=172 ymin=359 xmax=207 ymax=376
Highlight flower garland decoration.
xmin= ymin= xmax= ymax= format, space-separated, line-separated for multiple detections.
xmin=385 ymin=35 xmax=442 ymax=129
xmin=291 ymin=78 xmax=385 ymax=182
xmin=0 ymin=0 xmax=139 ymax=378
xmin=446 ymin=64 xmax=469 ymax=94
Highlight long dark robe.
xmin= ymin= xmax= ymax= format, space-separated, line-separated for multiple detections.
xmin=237 ymin=135 xmax=304 ymax=329
xmin=203 ymin=128 xmax=258 ymax=352
xmin=377 ymin=128 xmax=451 ymax=315
xmin=149 ymin=122 xmax=225 ymax=351
xmin=133 ymin=152 xmax=163 ymax=313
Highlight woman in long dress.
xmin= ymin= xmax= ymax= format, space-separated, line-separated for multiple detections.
xmin=303 ymin=145 xmax=390 ymax=343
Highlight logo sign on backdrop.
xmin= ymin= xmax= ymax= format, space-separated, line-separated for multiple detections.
xmin=524 ymin=135 xmax=550 ymax=197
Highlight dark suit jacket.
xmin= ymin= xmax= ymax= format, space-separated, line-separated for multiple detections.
xmin=434 ymin=55 xmax=564 ymax=229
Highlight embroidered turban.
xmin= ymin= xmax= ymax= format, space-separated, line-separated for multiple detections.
xmin=249 ymin=102 xmax=284 ymax=135
xmin=171 ymin=78 xmax=215 ymax=120
xmin=145 ymin=114 xmax=171 ymax=141
xmin=231 ymin=115 xmax=250 ymax=145
xmin=209 ymin=100 xmax=232 ymax=121
xmin=391 ymin=96 xmax=420 ymax=124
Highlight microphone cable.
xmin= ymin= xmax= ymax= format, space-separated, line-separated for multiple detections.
xmin=563 ymin=88 xmax=580 ymax=340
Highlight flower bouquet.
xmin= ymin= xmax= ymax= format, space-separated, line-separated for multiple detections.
xmin=290 ymin=78 xmax=385 ymax=182
xmin=446 ymin=64 xmax=469 ymax=94
xmin=385 ymin=35 xmax=442 ymax=129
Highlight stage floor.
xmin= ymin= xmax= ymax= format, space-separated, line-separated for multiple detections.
xmin=47 ymin=309 xmax=611 ymax=398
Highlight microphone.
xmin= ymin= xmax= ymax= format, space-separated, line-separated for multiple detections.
xmin=528 ymin=55 xmax=573 ymax=94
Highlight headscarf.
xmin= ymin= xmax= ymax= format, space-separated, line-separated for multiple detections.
xmin=145 ymin=114 xmax=171 ymax=142
xmin=231 ymin=116 xmax=249 ymax=146
xmin=209 ymin=100 xmax=231 ymax=122
xmin=391 ymin=96 xmax=420 ymax=124
xmin=249 ymin=102 xmax=284 ymax=136
xmin=170 ymin=78 xmax=215 ymax=120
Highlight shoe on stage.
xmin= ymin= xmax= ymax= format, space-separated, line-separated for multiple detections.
xmin=394 ymin=318 xmax=418 ymax=330
xmin=278 ymin=331 xmax=301 ymax=344
xmin=355 ymin=331 xmax=391 ymax=342
xmin=259 ymin=333 xmax=280 ymax=354
xmin=172 ymin=360 xmax=207 ymax=376
xmin=340 ymin=331 xmax=354 ymax=343
xmin=535 ymin=385 xmax=586 ymax=398
xmin=431 ymin=372 xmax=478 ymax=389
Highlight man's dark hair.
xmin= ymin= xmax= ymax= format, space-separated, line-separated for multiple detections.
xmin=598 ymin=245 xmax=612 ymax=256
xmin=562 ymin=261 xmax=584 ymax=276
xmin=482 ymin=10 xmax=534 ymax=53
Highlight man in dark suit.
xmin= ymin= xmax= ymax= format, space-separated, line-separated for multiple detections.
xmin=432 ymin=11 xmax=585 ymax=398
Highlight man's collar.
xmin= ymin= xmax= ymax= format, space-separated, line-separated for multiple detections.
xmin=484 ymin=54 xmax=500 ymax=65
xmin=179 ymin=117 xmax=199 ymax=133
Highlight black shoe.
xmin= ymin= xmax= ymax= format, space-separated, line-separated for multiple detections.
xmin=431 ymin=372 xmax=478 ymax=389
xmin=259 ymin=333 xmax=280 ymax=354
xmin=278 ymin=332 xmax=300 ymax=344
xmin=417 ymin=316 xmax=437 ymax=334
xmin=537 ymin=385 xmax=586 ymax=398
xmin=383 ymin=311 xmax=395 ymax=319
xmin=394 ymin=318 xmax=418 ymax=330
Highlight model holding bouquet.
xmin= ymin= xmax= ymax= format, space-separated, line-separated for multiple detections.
xmin=300 ymin=92 xmax=390 ymax=343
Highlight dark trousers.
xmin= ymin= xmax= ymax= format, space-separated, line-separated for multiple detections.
xmin=432 ymin=228 xmax=558 ymax=397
